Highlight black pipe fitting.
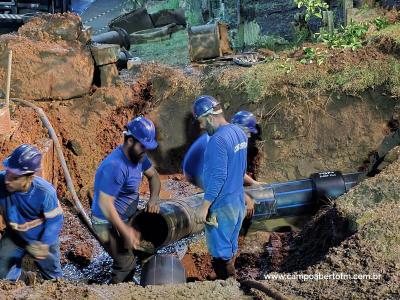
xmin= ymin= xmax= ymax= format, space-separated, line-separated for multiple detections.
xmin=92 ymin=27 xmax=131 ymax=50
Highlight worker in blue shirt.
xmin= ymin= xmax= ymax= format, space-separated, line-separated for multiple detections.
xmin=183 ymin=110 xmax=262 ymax=218
xmin=0 ymin=144 xmax=64 ymax=282
xmin=192 ymin=95 xmax=248 ymax=279
xmin=91 ymin=116 xmax=161 ymax=284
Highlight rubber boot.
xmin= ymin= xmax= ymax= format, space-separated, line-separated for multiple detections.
xmin=212 ymin=258 xmax=226 ymax=279
xmin=18 ymin=270 xmax=37 ymax=286
xmin=225 ymin=259 xmax=236 ymax=279
xmin=212 ymin=258 xmax=236 ymax=280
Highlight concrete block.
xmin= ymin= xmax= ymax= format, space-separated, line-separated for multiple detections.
xmin=99 ymin=64 xmax=119 ymax=87
xmin=90 ymin=43 xmax=120 ymax=66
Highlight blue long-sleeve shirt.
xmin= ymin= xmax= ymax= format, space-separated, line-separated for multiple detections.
xmin=203 ymin=124 xmax=248 ymax=210
xmin=182 ymin=133 xmax=210 ymax=189
xmin=0 ymin=171 xmax=63 ymax=246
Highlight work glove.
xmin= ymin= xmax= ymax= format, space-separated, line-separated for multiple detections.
xmin=27 ymin=242 xmax=49 ymax=260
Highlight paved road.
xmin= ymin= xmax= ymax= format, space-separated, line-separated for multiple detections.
xmin=80 ymin=0 xmax=135 ymax=34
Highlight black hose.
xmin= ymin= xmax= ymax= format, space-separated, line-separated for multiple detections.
xmin=241 ymin=280 xmax=292 ymax=300
xmin=11 ymin=98 xmax=102 ymax=244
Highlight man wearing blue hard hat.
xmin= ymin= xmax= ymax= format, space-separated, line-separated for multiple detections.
xmin=91 ymin=116 xmax=161 ymax=284
xmin=192 ymin=95 xmax=249 ymax=279
xmin=0 ymin=144 xmax=64 ymax=282
xmin=183 ymin=110 xmax=261 ymax=218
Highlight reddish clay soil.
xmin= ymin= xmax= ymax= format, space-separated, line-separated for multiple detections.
xmin=0 ymin=79 xmax=157 ymax=266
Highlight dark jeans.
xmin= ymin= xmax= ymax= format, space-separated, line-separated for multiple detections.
xmin=93 ymin=223 xmax=137 ymax=284
xmin=0 ymin=230 xmax=62 ymax=280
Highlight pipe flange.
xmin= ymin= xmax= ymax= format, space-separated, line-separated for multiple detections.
xmin=111 ymin=26 xmax=131 ymax=50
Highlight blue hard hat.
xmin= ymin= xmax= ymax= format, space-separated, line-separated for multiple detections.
xmin=231 ymin=111 xmax=258 ymax=134
xmin=124 ymin=116 xmax=158 ymax=150
xmin=192 ymin=95 xmax=221 ymax=119
xmin=3 ymin=144 xmax=42 ymax=175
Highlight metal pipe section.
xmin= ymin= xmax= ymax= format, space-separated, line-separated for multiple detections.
xmin=131 ymin=195 xmax=205 ymax=250
xmin=249 ymin=171 xmax=361 ymax=220
xmin=91 ymin=27 xmax=131 ymax=50
xmin=131 ymin=171 xmax=361 ymax=251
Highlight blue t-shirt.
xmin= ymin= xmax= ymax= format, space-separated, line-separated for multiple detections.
xmin=0 ymin=172 xmax=63 ymax=246
xmin=91 ymin=145 xmax=152 ymax=221
xmin=203 ymin=124 xmax=248 ymax=210
xmin=182 ymin=133 xmax=210 ymax=189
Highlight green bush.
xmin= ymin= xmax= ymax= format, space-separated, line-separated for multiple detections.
xmin=294 ymin=0 xmax=329 ymax=21
xmin=316 ymin=21 xmax=369 ymax=50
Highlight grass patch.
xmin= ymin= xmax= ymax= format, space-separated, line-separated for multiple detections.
xmin=147 ymin=0 xmax=180 ymax=14
xmin=208 ymin=47 xmax=400 ymax=102
xmin=372 ymin=23 xmax=400 ymax=44
xmin=130 ymin=29 xmax=189 ymax=66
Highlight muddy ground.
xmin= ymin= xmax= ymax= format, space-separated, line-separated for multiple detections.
xmin=0 ymin=12 xmax=399 ymax=300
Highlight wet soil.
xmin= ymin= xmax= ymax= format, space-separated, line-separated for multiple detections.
xmin=0 ymin=12 xmax=399 ymax=299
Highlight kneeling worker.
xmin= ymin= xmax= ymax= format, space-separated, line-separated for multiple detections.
xmin=0 ymin=144 xmax=63 ymax=281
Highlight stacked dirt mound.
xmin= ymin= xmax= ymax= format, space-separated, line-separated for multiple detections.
xmin=0 ymin=279 xmax=247 ymax=299
xmin=0 ymin=14 xmax=93 ymax=100
xmin=258 ymin=153 xmax=400 ymax=299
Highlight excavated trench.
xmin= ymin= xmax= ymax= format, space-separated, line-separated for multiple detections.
xmin=1 ymin=73 xmax=396 ymax=287
xmin=1 ymin=83 xmax=393 ymax=283
xmin=0 ymin=14 xmax=398 ymax=289
xmin=0 ymin=10 xmax=398 ymax=300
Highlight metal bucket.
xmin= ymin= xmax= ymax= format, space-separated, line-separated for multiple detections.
xmin=188 ymin=22 xmax=233 ymax=62
xmin=140 ymin=254 xmax=186 ymax=286
xmin=188 ymin=23 xmax=221 ymax=61
xmin=0 ymin=105 xmax=11 ymax=135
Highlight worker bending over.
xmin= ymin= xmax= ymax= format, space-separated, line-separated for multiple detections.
xmin=91 ymin=116 xmax=161 ymax=284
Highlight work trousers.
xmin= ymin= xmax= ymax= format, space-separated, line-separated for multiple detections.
xmin=93 ymin=223 xmax=137 ymax=284
xmin=0 ymin=230 xmax=62 ymax=280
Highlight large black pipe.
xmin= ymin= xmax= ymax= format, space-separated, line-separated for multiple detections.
xmin=131 ymin=171 xmax=361 ymax=252
xmin=131 ymin=195 xmax=205 ymax=251
xmin=91 ymin=27 xmax=131 ymax=50
xmin=249 ymin=171 xmax=360 ymax=220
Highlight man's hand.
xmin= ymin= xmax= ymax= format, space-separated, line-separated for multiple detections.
xmin=144 ymin=166 xmax=161 ymax=214
xmin=195 ymin=201 xmax=212 ymax=224
xmin=244 ymin=174 xmax=266 ymax=187
xmin=245 ymin=193 xmax=255 ymax=219
xmin=27 ymin=242 xmax=49 ymax=260
xmin=122 ymin=225 xmax=141 ymax=250
xmin=145 ymin=197 xmax=160 ymax=214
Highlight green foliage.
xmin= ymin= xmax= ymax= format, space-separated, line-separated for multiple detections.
xmin=185 ymin=10 xmax=203 ymax=25
xmin=300 ymin=47 xmax=328 ymax=65
xmin=293 ymin=26 xmax=311 ymax=46
xmin=294 ymin=0 xmax=329 ymax=21
xmin=317 ymin=21 xmax=369 ymax=50
xmin=278 ymin=58 xmax=294 ymax=74
xmin=317 ymin=16 xmax=391 ymax=51
xmin=255 ymin=35 xmax=290 ymax=51
xmin=147 ymin=0 xmax=180 ymax=14
xmin=373 ymin=16 xmax=390 ymax=31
